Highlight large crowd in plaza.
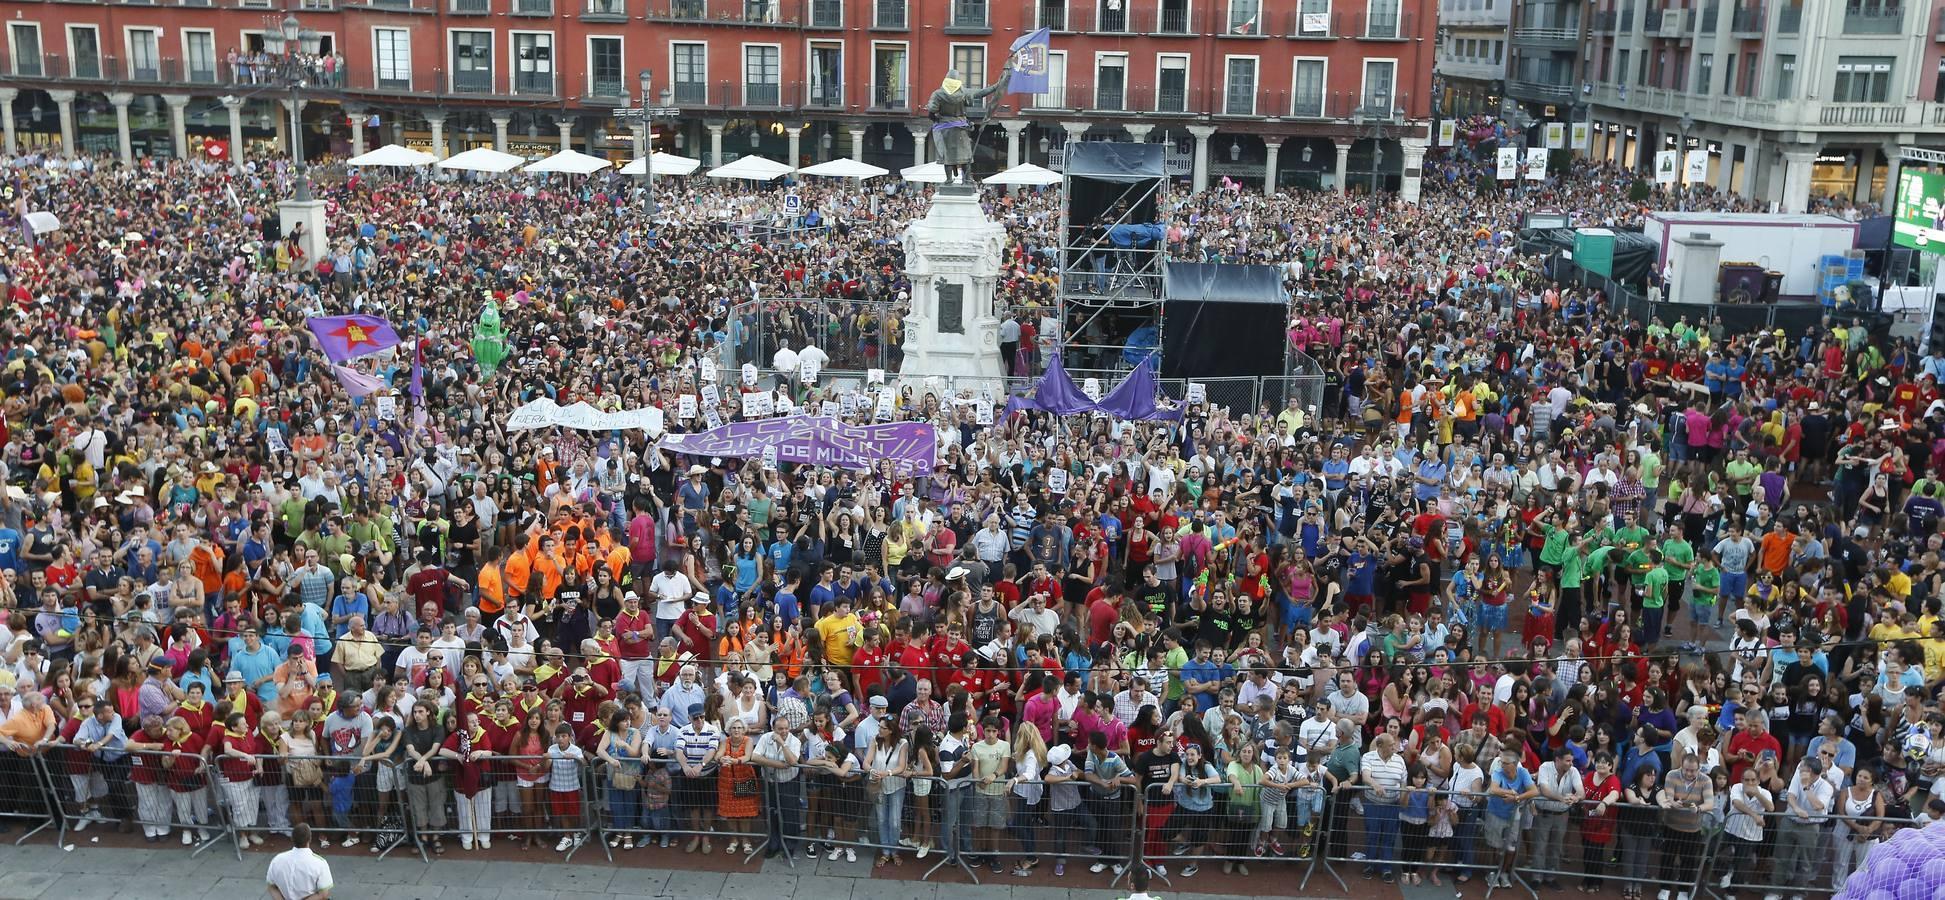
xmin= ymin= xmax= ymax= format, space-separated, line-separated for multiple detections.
xmin=0 ymin=139 xmax=1938 ymax=900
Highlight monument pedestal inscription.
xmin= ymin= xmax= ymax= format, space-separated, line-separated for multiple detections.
xmin=899 ymin=186 xmax=1006 ymax=394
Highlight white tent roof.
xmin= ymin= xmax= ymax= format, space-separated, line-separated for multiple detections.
xmin=438 ymin=147 xmax=526 ymax=173
xmin=706 ymin=155 xmax=794 ymax=181
xmin=900 ymin=162 xmax=947 ymax=184
xmin=620 ymin=152 xmax=702 ymax=176
xmin=524 ymin=149 xmax=613 ymax=175
xmin=984 ymin=162 xmax=1064 ymax=186
xmin=346 ymin=143 xmax=438 ymax=167
xmin=796 ymin=157 xmax=889 ymax=180
xmin=22 ymin=211 xmax=59 ymax=233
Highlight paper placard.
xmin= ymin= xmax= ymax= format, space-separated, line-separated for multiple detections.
xmin=376 ymin=395 xmax=397 ymax=420
xmin=874 ymin=392 xmax=895 ymax=421
xmin=1047 ymin=467 xmax=1069 ymax=493
xmin=703 ymin=405 xmax=723 ymax=429
xmin=819 ymin=400 xmax=840 ymax=417
xmin=761 ymin=444 xmax=779 ymax=470
xmin=1187 ymin=382 xmax=1207 ymax=404
xmin=741 ymin=363 xmax=758 ymax=386
xmin=1082 ymin=378 xmax=1102 ymax=400
xmin=1683 ymin=148 xmax=1709 ymax=185
xmin=1523 ymin=148 xmax=1547 ymax=181
xmin=1655 ymin=150 xmax=1678 ymax=185
xmin=700 ymin=358 xmax=718 ymax=382
xmin=678 ymin=394 xmax=698 ymax=419
xmin=866 ymin=368 xmax=885 ymax=385
xmin=1496 ymin=147 xmax=1519 ymax=181
xmin=265 ymin=429 xmax=288 ymax=455
xmin=800 ymin=360 xmax=820 ymax=384
xmin=775 ymin=392 xmax=793 ymax=416
xmin=975 ymin=398 xmax=994 ymax=425
xmin=840 ymin=392 xmax=860 ymax=416
xmin=741 ymin=392 xmax=765 ymax=418
xmin=702 ymin=383 xmax=722 ymax=408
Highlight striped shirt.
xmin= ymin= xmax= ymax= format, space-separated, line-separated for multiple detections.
xmin=1359 ymin=750 xmax=1409 ymax=805
xmin=676 ymin=723 xmax=722 ymax=774
xmin=546 ymin=744 xmax=585 ymax=792
xmin=295 ymin=565 xmax=336 ymax=607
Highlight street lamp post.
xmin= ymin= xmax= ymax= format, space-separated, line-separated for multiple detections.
xmin=616 ymin=68 xmax=677 ymax=232
xmin=261 ymin=13 xmax=326 ymax=269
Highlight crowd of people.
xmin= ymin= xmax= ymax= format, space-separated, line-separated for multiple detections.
xmin=0 ymin=143 xmax=1936 ymax=900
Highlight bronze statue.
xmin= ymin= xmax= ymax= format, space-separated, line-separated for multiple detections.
xmin=925 ymin=67 xmax=1010 ymax=184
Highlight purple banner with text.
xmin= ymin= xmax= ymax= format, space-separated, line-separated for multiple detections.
xmin=657 ymin=416 xmax=936 ymax=475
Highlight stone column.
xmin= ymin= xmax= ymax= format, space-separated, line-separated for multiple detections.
xmin=492 ymin=115 xmax=511 ymax=152
xmin=1001 ymin=120 xmax=1027 ymax=170
xmin=48 ymin=90 xmax=76 ymax=157
xmin=1852 ymin=149 xmax=1877 ymax=204
xmin=163 ymin=95 xmax=189 ymax=160
xmin=908 ymin=125 xmax=927 ymax=167
xmin=1779 ymin=147 xmax=1816 ymax=213
xmin=279 ymin=98 xmax=307 ymax=162
xmin=707 ymin=122 xmax=725 ymax=168
xmin=426 ymin=112 xmax=447 ymax=162
xmin=848 ymin=125 xmax=865 ymax=160
xmin=1334 ymin=140 xmax=1351 ymax=194
xmin=1124 ymin=123 xmax=1154 ymax=143
xmin=1263 ymin=138 xmax=1282 ymax=193
xmin=107 ymin=92 xmax=134 ymax=165
xmin=556 ymin=119 xmax=573 ymax=152
xmin=0 ymin=88 xmax=19 ymax=156
xmin=346 ymin=106 xmax=367 ymax=157
xmin=222 ymin=96 xmax=246 ymax=169
xmin=785 ymin=126 xmax=802 ymax=167
xmin=1060 ymin=120 xmax=1088 ymax=171
xmin=1881 ymin=143 xmax=1903 ymax=210
xmin=1187 ymin=124 xmax=1216 ymax=193
xmin=1399 ymin=137 xmax=1428 ymax=205
xmin=1717 ymin=142 xmax=1738 ymax=193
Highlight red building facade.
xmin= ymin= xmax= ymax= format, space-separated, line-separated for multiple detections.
xmin=0 ymin=0 xmax=1434 ymax=190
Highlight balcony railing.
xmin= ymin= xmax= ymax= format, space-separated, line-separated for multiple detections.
xmin=512 ymin=0 xmax=551 ymax=13
xmin=874 ymin=0 xmax=906 ymax=28
xmin=1038 ymin=1 xmax=1067 ymax=30
xmin=1594 ymin=9 xmax=1618 ymax=30
xmin=1157 ymin=6 xmax=1192 ymax=32
xmin=949 ymin=0 xmax=987 ymax=28
xmin=452 ymin=0 xmax=489 ymax=12
xmin=673 ymin=81 xmax=709 ymax=104
xmin=651 ymin=0 xmax=799 ymax=24
xmin=1346 ymin=8 xmax=1415 ymax=37
xmin=1224 ymin=7 xmax=1265 ymax=34
xmin=1513 ymin=26 xmax=1580 ymax=43
xmin=1777 ymin=3 xmax=1801 ymax=30
xmin=589 ymin=77 xmax=624 ymax=99
xmin=1644 ymin=7 xmax=1663 ymax=30
xmin=741 ymin=82 xmax=783 ymax=107
xmin=1156 ymin=84 xmax=1188 ymax=112
xmin=1094 ymin=83 xmax=1126 ymax=111
xmin=871 ymin=85 xmax=908 ymax=110
xmin=1841 ymin=4 xmax=1903 ymax=33
xmin=1291 ymin=91 xmax=1327 ymax=117
xmin=809 ymin=0 xmax=841 ymax=26
xmin=1285 ymin=9 xmax=1340 ymax=36
xmin=1731 ymin=4 xmax=1764 ymax=32
xmin=1698 ymin=1 xmax=1719 ymax=30
xmin=452 ymin=69 xmax=494 ymax=93
xmin=1820 ymin=101 xmax=1906 ymax=125
xmin=1511 ymin=79 xmax=1576 ymax=98
xmin=1937 ymin=6 xmax=1945 ymax=36
xmin=583 ymin=0 xmax=627 ymax=15
xmin=806 ymin=81 xmax=842 ymax=107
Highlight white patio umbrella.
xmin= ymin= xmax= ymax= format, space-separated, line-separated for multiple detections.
xmin=900 ymin=162 xmax=947 ymax=184
xmin=524 ymin=149 xmax=613 ymax=175
xmin=984 ymin=163 xmax=1064 ymax=187
xmin=620 ymin=152 xmax=702 ymax=176
xmin=346 ymin=143 xmax=437 ymax=167
xmin=439 ymin=147 xmax=526 ymax=173
xmin=796 ymin=157 xmax=889 ymax=180
xmin=22 ymin=211 xmax=60 ymax=233
xmin=705 ymin=155 xmax=794 ymax=181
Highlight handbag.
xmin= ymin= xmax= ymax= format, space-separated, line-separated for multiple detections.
xmin=731 ymin=769 xmax=760 ymax=798
xmin=612 ymin=770 xmax=641 ymax=790
xmin=287 ymin=757 xmax=323 ymax=788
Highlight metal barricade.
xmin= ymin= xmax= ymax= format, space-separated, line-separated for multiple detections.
xmin=918 ymin=774 xmax=1137 ymax=886
xmin=1702 ymin=809 xmax=1914 ymax=900
xmin=589 ymin=750 xmax=798 ymax=867
xmin=1138 ymin=778 xmax=1316 ymax=882
xmin=1 ymin=744 xmax=62 ymax=846
xmin=418 ymin=753 xmax=595 ymax=860
xmin=1316 ymin=785 xmax=1496 ymax=894
xmin=244 ymin=754 xmax=416 ymax=860
xmin=36 ymin=742 xmax=239 ymax=859
xmin=1514 ymin=797 xmax=1715 ymax=899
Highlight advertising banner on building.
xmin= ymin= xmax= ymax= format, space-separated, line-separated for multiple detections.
xmin=1683 ymin=149 xmax=1709 ymax=184
xmin=1496 ymin=147 xmax=1519 ymax=180
xmin=1524 ymin=148 xmax=1548 ymax=181
xmin=1438 ymin=120 xmax=1456 ymax=147
xmin=1544 ymin=122 xmax=1566 ymax=149
xmin=1570 ymin=122 xmax=1590 ymax=151
xmin=1655 ymin=150 xmax=1679 ymax=184
xmin=1893 ymin=170 xmax=1945 ymax=254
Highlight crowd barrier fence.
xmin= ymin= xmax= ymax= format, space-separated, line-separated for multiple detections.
xmin=5 ymin=737 xmax=1937 ymax=899
xmin=35 ymin=744 xmax=240 ymax=860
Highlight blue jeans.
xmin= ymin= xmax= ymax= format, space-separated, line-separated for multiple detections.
xmin=765 ymin=778 xmax=804 ymax=852
xmin=942 ymin=785 xmax=974 ymax=858
xmin=1363 ymin=801 xmax=1401 ymax=874
xmin=607 ymin=785 xmax=640 ymax=832
xmin=1452 ymin=806 xmax=1481 ymax=870
xmin=873 ymin=788 xmax=904 ymax=852
xmin=1048 ymin=805 xmax=1097 ymax=856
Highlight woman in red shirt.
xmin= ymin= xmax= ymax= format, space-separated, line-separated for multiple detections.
xmin=215 ymin=712 xmax=267 ymax=844
xmin=162 ymin=715 xmax=211 ymax=844
xmin=440 ymin=710 xmax=499 ymax=851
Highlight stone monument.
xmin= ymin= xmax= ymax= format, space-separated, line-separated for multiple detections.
xmin=900 ymin=186 xmax=1007 ymax=393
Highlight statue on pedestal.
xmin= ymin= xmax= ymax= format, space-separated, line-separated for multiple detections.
xmin=925 ymin=68 xmax=1010 ymax=185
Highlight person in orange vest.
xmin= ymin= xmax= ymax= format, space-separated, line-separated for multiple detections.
xmin=478 ymin=543 xmax=513 ymax=623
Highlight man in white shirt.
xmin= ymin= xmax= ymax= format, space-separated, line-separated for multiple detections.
xmin=1769 ymin=756 xmax=1835 ymax=897
xmin=1325 ymin=672 xmax=1369 ymax=728
xmin=649 ymin=560 xmax=697 ymax=640
xmin=1357 ymin=733 xmax=1410 ymax=881
xmin=265 ymin=823 xmax=333 ymax=900
xmin=1530 ymin=747 xmax=1583 ymax=888
xmin=752 ymin=715 xmax=805 ymax=859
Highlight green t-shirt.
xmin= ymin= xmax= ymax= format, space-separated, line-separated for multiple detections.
xmin=1724 ymin=458 xmax=1762 ymax=496
xmin=1614 ymin=525 xmax=1651 ymax=552
xmin=1643 ymin=567 xmax=1670 ymax=609
xmin=1540 ymin=525 xmax=1573 ymax=566
xmin=1164 ymin=646 xmax=1190 ymax=700
xmin=1637 ymin=449 xmax=1663 ymax=491
xmin=1581 ymin=545 xmax=1619 ymax=581
xmin=1560 ymin=544 xmax=1586 ymax=589
xmin=1691 ymin=563 xmax=1721 ymax=604
xmin=1660 ymin=538 xmax=1694 ymax=580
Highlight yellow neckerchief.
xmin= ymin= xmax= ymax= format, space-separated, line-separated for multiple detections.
xmin=258 ymin=726 xmax=282 ymax=746
xmin=179 ymin=699 xmax=206 ymax=714
xmin=534 ymin=662 xmax=563 ymax=684
xmin=315 ymin=688 xmax=337 ymax=712
xmin=468 ymin=726 xmax=488 ymax=744
xmin=229 ymin=687 xmax=252 ymax=708
xmin=519 ymin=692 xmax=546 ymax=716
xmin=467 ymin=689 xmax=492 ymax=707
xmin=490 ymin=712 xmax=517 ymax=730
xmin=224 ymin=727 xmax=250 ymax=740
xmin=585 ymin=648 xmax=611 ymax=666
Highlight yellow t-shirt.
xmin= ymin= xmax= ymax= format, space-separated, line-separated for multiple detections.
xmin=815 ymin=612 xmax=862 ymax=667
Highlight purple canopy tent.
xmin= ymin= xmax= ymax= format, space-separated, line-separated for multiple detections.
xmin=1004 ymin=353 xmax=1180 ymax=421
